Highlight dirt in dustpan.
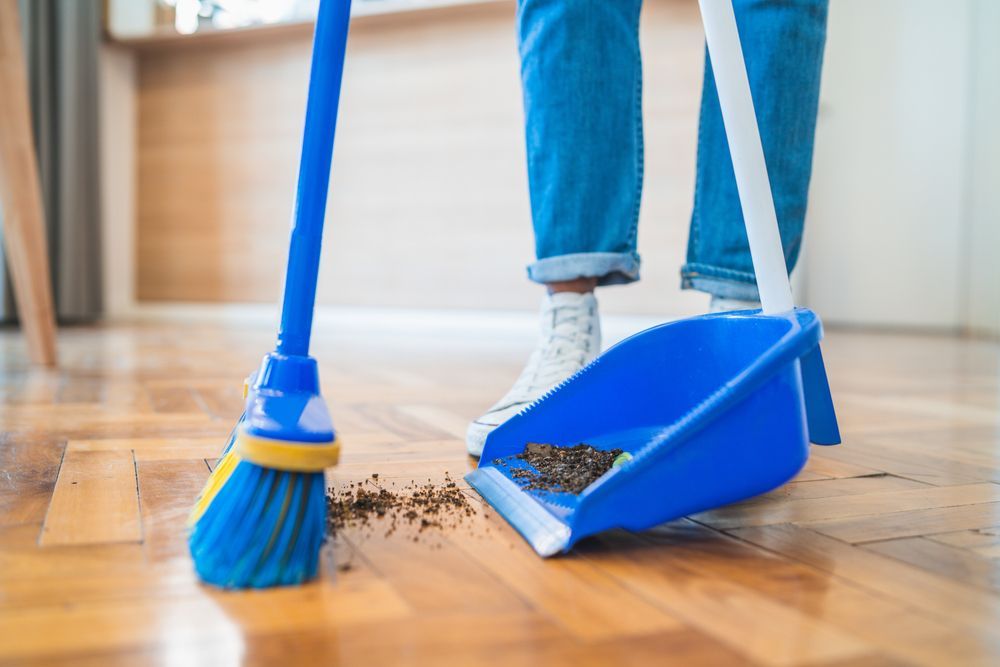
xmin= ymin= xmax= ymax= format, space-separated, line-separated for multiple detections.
xmin=504 ymin=442 xmax=623 ymax=495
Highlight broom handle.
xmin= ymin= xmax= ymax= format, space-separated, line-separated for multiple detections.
xmin=698 ymin=0 xmax=794 ymax=314
xmin=277 ymin=0 xmax=352 ymax=357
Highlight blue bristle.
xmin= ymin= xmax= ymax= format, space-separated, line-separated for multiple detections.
xmin=188 ymin=461 xmax=327 ymax=589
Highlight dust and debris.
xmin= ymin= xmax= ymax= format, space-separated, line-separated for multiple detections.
xmin=506 ymin=442 xmax=623 ymax=495
xmin=326 ymin=472 xmax=478 ymax=542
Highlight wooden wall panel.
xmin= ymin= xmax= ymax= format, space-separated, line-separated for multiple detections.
xmin=136 ymin=1 xmax=708 ymax=316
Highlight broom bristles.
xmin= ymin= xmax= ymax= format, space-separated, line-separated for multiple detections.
xmin=188 ymin=418 xmax=242 ymax=526
xmin=188 ymin=424 xmax=327 ymax=588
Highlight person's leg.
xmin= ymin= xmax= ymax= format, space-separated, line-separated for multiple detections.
xmin=467 ymin=0 xmax=643 ymax=457
xmin=521 ymin=0 xmax=645 ymax=288
xmin=682 ymin=0 xmax=829 ymax=302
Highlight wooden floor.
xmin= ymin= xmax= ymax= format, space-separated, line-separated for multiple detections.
xmin=1 ymin=319 xmax=999 ymax=666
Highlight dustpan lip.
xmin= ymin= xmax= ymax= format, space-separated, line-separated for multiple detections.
xmin=464 ymin=465 xmax=572 ymax=556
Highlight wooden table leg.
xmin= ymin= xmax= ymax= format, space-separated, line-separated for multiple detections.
xmin=0 ymin=0 xmax=57 ymax=366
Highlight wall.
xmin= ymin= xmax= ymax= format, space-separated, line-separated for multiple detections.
xmin=99 ymin=43 xmax=137 ymax=318
xmin=962 ymin=0 xmax=1000 ymax=337
xmin=108 ymin=0 xmax=999 ymax=333
xmin=131 ymin=0 xmax=709 ymax=318
xmin=803 ymin=0 xmax=999 ymax=335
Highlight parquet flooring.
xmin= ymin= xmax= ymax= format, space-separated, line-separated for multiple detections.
xmin=1 ymin=320 xmax=998 ymax=666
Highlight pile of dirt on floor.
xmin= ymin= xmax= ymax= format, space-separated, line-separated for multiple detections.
xmin=502 ymin=442 xmax=623 ymax=495
xmin=326 ymin=473 xmax=478 ymax=540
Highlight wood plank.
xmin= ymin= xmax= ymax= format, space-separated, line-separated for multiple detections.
xmin=448 ymin=510 xmax=683 ymax=641
xmin=870 ymin=428 xmax=1000 ymax=470
xmin=809 ymin=501 xmax=1000 ymax=543
xmin=237 ymin=612 xmax=572 ymax=667
xmin=790 ymin=467 xmax=831 ymax=482
xmin=0 ymin=577 xmax=410 ymax=663
xmin=614 ymin=522 xmax=1000 ymax=667
xmin=3 ymin=313 xmax=1000 ymax=664
xmin=0 ymin=407 xmax=224 ymax=440
xmin=581 ymin=529 xmax=872 ymax=666
xmin=0 ymin=525 xmax=145 ymax=583
xmin=833 ymin=393 xmax=972 ymax=436
xmin=40 ymin=450 xmax=142 ymax=546
xmin=145 ymin=385 xmax=205 ymax=414
xmin=338 ymin=521 xmax=528 ymax=616
xmin=396 ymin=404 xmax=470 ymax=439
xmin=818 ymin=437 xmax=998 ymax=485
xmin=56 ymin=377 xmax=105 ymax=404
xmin=698 ymin=483 xmax=1000 ymax=530
xmin=331 ymin=430 xmax=406 ymax=448
xmin=136 ymin=458 xmax=209 ymax=561
xmin=0 ymin=370 xmax=60 ymax=405
xmin=864 ymin=537 xmax=1000 ymax=592
xmin=337 ymin=438 xmax=467 ymax=465
xmin=0 ymin=436 xmax=65 ymax=526
xmin=0 ymin=524 xmax=158 ymax=611
xmin=348 ymin=404 xmax=456 ymax=441
xmin=693 ymin=475 xmax=928 ymax=525
xmin=68 ymin=437 xmax=226 ymax=462
xmin=454 ymin=626 xmax=754 ymax=667
xmin=192 ymin=385 xmax=243 ymax=420
xmin=977 ymin=544 xmax=1000 ymax=559
xmin=731 ymin=524 xmax=1000 ymax=635
xmin=928 ymin=529 xmax=1000 ymax=550
xmin=853 ymin=395 xmax=999 ymax=428
xmin=802 ymin=453 xmax=884 ymax=480
xmin=102 ymin=381 xmax=155 ymax=412
xmin=329 ymin=459 xmax=473 ymax=486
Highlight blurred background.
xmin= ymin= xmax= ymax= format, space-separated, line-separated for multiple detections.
xmin=2 ymin=0 xmax=998 ymax=337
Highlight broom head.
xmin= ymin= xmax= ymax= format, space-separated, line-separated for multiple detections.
xmin=188 ymin=353 xmax=340 ymax=588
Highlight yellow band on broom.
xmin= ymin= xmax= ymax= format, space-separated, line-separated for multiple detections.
xmin=236 ymin=432 xmax=341 ymax=472
xmin=188 ymin=429 xmax=340 ymax=526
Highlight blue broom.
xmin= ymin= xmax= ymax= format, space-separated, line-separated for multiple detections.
xmin=188 ymin=0 xmax=352 ymax=589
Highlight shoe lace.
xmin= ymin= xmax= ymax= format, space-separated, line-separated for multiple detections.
xmin=510 ymin=300 xmax=595 ymax=396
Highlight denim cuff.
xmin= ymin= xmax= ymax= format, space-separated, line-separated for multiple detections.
xmin=527 ymin=252 xmax=641 ymax=286
xmin=680 ymin=263 xmax=761 ymax=301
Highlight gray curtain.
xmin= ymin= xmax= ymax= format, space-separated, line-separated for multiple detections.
xmin=0 ymin=0 xmax=102 ymax=322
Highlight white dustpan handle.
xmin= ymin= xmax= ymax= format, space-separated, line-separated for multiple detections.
xmin=698 ymin=0 xmax=795 ymax=314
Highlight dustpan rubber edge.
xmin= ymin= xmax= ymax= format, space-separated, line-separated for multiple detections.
xmin=466 ymin=466 xmax=571 ymax=557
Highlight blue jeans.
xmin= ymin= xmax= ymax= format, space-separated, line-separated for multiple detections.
xmin=518 ymin=0 xmax=829 ymax=300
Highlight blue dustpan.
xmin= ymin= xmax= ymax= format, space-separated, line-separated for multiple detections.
xmin=466 ymin=0 xmax=841 ymax=555
xmin=467 ymin=307 xmax=839 ymax=555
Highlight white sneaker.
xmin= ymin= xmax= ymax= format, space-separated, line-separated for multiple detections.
xmin=466 ymin=292 xmax=601 ymax=457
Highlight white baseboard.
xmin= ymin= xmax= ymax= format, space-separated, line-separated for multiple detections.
xmin=117 ymin=302 xmax=673 ymax=350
